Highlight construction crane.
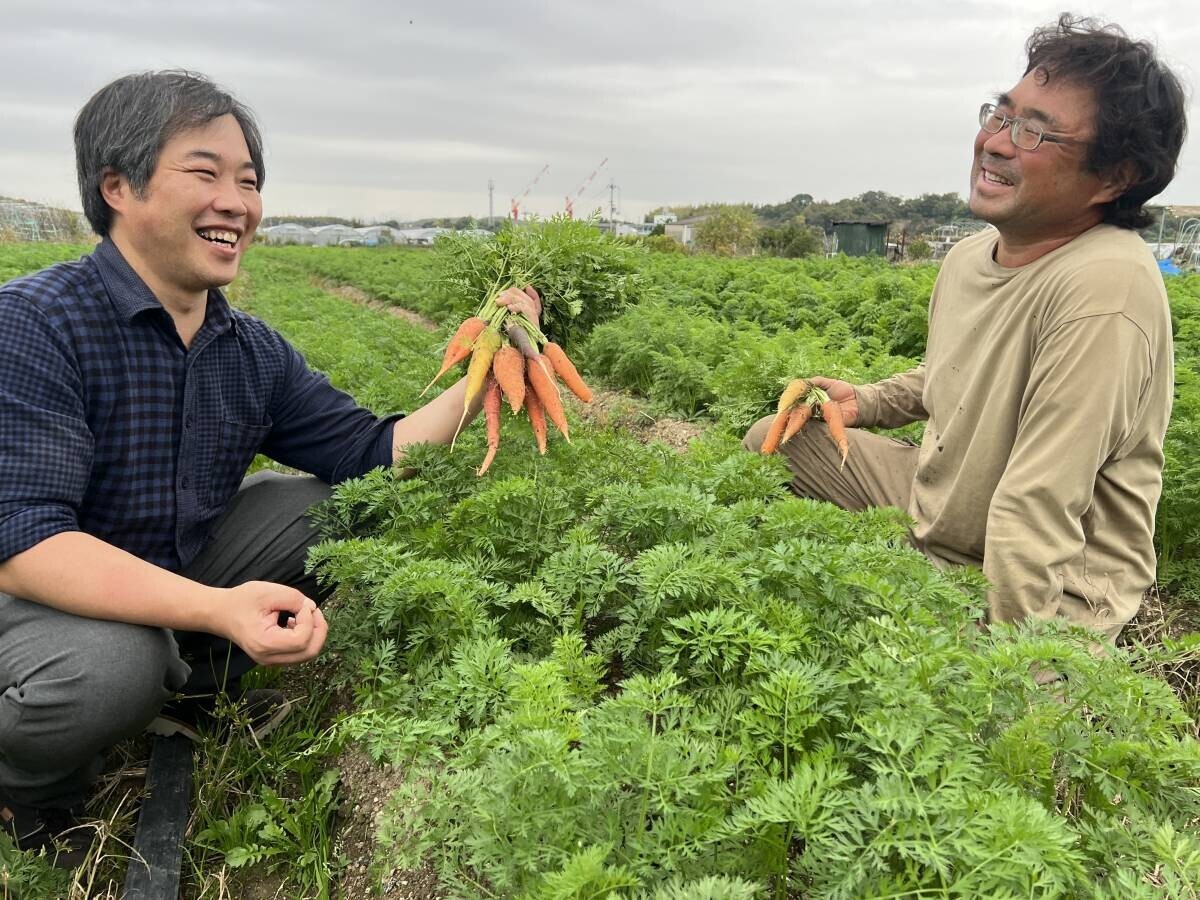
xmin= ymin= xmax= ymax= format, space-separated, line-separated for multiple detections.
xmin=565 ymin=158 xmax=608 ymax=219
xmin=510 ymin=163 xmax=550 ymax=222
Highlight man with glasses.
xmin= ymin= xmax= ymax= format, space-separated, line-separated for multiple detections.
xmin=745 ymin=15 xmax=1186 ymax=638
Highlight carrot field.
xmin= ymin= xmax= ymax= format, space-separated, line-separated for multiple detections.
xmin=2 ymin=236 xmax=1199 ymax=899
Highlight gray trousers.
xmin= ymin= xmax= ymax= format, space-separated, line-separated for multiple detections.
xmin=0 ymin=472 xmax=333 ymax=809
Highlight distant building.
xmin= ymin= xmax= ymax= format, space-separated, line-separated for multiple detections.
xmin=395 ymin=227 xmax=448 ymax=246
xmin=597 ymin=221 xmax=648 ymax=238
xmin=652 ymin=212 xmax=678 ymax=226
xmin=354 ymin=225 xmax=397 ymax=247
xmin=261 ymin=223 xmax=315 ymax=245
xmin=665 ymin=215 xmax=708 ymax=248
xmin=831 ymin=220 xmax=890 ymax=257
xmin=311 ymin=224 xmax=363 ymax=246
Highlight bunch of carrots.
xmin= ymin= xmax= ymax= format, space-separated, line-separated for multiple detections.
xmin=423 ymin=286 xmax=593 ymax=475
xmin=759 ymin=378 xmax=850 ymax=468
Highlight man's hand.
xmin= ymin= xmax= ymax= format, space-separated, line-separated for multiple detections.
xmin=218 ymin=581 xmax=328 ymax=667
xmin=495 ymin=285 xmax=542 ymax=324
xmin=809 ymin=376 xmax=861 ymax=428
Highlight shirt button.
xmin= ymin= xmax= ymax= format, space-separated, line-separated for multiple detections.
xmin=181 ymin=477 xmax=191 ymax=490
xmin=185 ymin=415 xmax=194 ymax=429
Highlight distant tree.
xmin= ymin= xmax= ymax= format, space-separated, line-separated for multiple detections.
xmin=907 ymin=238 xmax=933 ymax=260
xmin=695 ymin=205 xmax=760 ymax=256
xmin=759 ymin=220 xmax=824 ymax=258
xmin=644 ymin=234 xmax=688 ymax=254
xmin=649 ymin=223 xmax=666 ymax=236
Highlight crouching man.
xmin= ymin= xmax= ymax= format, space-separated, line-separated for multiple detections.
xmin=747 ymin=16 xmax=1185 ymax=639
xmin=0 ymin=70 xmax=536 ymax=866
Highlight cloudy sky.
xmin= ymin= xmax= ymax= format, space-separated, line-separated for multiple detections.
xmin=2 ymin=0 xmax=1197 ymax=223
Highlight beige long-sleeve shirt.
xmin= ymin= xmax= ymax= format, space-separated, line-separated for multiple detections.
xmin=855 ymin=224 xmax=1173 ymax=636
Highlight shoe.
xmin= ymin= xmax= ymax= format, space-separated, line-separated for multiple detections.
xmin=146 ymin=688 xmax=293 ymax=743
xmin=0 ymin=795 xmax=94 ymax=869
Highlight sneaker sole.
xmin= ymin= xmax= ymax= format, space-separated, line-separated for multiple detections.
xmin=145 ymin=714 xmax=202 ymax=743
xmin=248 ymin=697 xmax=293 ymax=740
xmin=146 ymin=698 xmax=294 ymax=743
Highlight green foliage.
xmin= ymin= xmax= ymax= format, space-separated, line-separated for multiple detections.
xmin=644 ymin=234 xmax=690 ymax=254
xmin=907 ymin=237 xmax=933 ymax=260
xmin=0 ymin=833 xmax=70 ymax=898
xmin=4 ymin=229 xmax=1200 ymax=898
xmin=193 ymin=769 xmax=341 ymax=896
xmin=0 ymin=242 xmax=93 ymax=284
xmin=312 ymin=432 xmax=1200 ymax=896
xmin=757 ymin=221 xmax=824 ymax=258
xmin=435 ymin=215 xmax=646 ymax=349
xmin=262 ymin=244 xmax=445 ymax=318
xmin=694 ymin=205 xmax=760 ymax=257
xmin=582 ymin=298 xmax=916 ymax=429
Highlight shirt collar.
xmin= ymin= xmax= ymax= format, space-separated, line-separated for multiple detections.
xmin=92 ymin=238 xmax=236 ymax=335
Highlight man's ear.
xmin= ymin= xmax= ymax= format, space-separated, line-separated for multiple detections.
xmin=1093 ymin=161 xmax=1139 ymax=205
xmin=99 ymin=169 xmax=130 ymax=215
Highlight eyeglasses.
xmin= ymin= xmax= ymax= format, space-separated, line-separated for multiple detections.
xmin=978 ymin=103 xmax=1087 ymax=151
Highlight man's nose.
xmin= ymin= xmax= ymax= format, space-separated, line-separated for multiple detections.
xmin=212 ymin=178 xmax=249 ymax=215
xmin=981 ymin=125 xmax=1017 ymax=156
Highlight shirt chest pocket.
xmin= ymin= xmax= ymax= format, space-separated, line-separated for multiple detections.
xmin=202 ymin=417 xmax=273 ymax=510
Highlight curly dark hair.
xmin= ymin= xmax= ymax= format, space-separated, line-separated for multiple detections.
xmin=74 ymin=71 xmax=266 ymax=237
xmin=1024 ymin=14 xmax=1186 ymax=230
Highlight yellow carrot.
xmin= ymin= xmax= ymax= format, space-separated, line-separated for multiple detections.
xmin=464 ymin=327 xmax=502 ymax=410
xmin=777 ymin=378 xmax=809 ymax=414
xmin=452 ymin=326 xmax=502 ymax=446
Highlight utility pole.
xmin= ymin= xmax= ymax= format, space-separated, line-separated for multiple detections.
xmin=605 ymin=179 xmax=620 ymax=233
xmin=488 ymin=179 xmax=494 ymax=229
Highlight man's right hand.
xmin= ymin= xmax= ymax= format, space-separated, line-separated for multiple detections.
xmin=218 ymin=581 xmax=328 ymax=667
xmin=809 ymin=376 xmax=861 ymax=428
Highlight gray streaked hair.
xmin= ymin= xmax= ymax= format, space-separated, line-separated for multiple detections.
xmin=74 ymin=70 xmax=266 ymax=236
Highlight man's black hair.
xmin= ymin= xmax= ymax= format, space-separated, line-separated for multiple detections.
xmin=74 ymin=70 xmax=266 ymax=236
xmin=1025 ymin=14 xmax=1187 ymax=230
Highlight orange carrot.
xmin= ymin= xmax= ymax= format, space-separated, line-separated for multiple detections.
xmin=492 ymin=345 xmax=526 ymax=414
xmin=760 ymin=410 xmax=790 ymax=455
xmin=781 ymin=402 xmax=814 ymax=445
xmin=542 ymin=342 xmax=593 ymax=403
xmin=527 ymin=355 xmax=570 ymax=443
xmin=477 ymin=377 xmax=502 ymax=476
xmin=777 ymin=378 xmax=809 ymax=414
xmin=525 ymin=377 xmax=548 ymax=454
xmin=422 ymin=316 xmax=486 ymax=396
xmin=822 ymin=399 xmax=850 ymax=469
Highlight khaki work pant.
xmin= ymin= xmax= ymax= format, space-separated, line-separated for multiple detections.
xmin=742 ymin=415 xmax=919 ymax=513
xmin=743 ymin=415 xmax=1119 ymax=640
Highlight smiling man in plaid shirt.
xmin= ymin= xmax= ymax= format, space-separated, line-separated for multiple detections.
xmin=0 ymin=70 xmax=537 ymax=867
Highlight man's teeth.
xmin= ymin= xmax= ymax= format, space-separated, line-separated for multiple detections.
xmin=984 ymin=170 xmax=1014 ymax=186
xmin=198 ymin=229 xmax=238 ymax=245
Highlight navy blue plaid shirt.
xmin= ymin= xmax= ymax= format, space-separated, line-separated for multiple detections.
xmin=0 ymin=240 xmax=399 ymax=572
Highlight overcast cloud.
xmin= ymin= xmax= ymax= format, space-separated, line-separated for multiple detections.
xmin=2 ymin=0 xmax=1196 ymax=222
